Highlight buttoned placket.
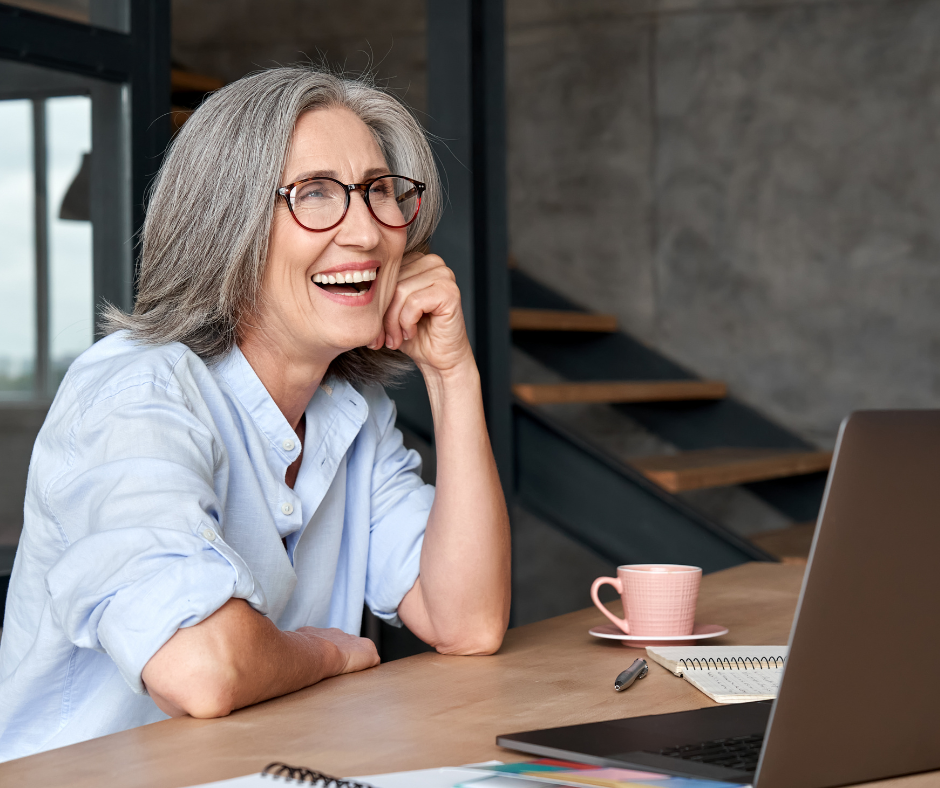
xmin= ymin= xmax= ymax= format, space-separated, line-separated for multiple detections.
xmin=278 ymin=431 xmax=303 ymax=544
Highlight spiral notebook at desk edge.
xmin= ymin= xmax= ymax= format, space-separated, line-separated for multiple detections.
xmin=646 ymin=646 xmax=788 ymax=704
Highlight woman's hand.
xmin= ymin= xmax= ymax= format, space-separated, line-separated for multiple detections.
xmin=368 ymin=252 xmax=473 ymax=377
xmin=292 ymin=626 xmax=380 ymax=675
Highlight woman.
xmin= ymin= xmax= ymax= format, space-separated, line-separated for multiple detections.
xmin=0 ymin=67 xmax=510 ymax=760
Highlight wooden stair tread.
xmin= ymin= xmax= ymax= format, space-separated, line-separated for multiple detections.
xmin=513 ymin=380 xmax=726 ymax=405
xmin=629 ymin=447 xmax=832 ymax=492
xmin=171 ymin=69 xmax=224 ymax=94
xmin=749 ymin=522 xmax=817 ymax=564
xmin=510 ymin=308 xmax=617 ymax=332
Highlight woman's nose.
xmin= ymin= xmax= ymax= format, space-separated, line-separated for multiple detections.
xmin=336 ymin=189 xmax=382 ymax=247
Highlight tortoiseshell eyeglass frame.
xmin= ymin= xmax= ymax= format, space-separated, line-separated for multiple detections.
xmin=275 ymin=174 xmax=426 ymax=232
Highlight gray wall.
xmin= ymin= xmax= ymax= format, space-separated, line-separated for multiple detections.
xmin=0 ymin=406 xmax=46 ymax=546
xmin=507 ymin=0 xmax=940 ymax=447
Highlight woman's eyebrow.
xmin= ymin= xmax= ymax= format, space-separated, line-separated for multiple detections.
xmin=288 ymin=166 xmax=392 ymax=183
xmin=289 ymin=169 xmax=340 ymax=182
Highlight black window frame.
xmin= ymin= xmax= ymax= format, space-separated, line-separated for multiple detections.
xmin=0 ymin=0 xmax=171 ymax=320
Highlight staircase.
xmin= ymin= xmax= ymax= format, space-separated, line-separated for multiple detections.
xmin=507 ymin=269 xmax=828 ymax=570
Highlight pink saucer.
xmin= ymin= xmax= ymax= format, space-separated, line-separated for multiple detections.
xmin=588 ymin=623 xmax=729 ymax=648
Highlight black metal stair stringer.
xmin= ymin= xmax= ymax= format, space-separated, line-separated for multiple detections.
xmin=514 ymin=400 xmax=776 ymax=573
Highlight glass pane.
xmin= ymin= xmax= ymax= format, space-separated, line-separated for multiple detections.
xmin=0 ymin=100 xmax=36 ymax=397
xmin=4 ymin=0 xmax=129 ymax=33
xmin=47 ymin=96 xmax=93 ymax=392
xmin=0 ymin=59 xmax=132 ymax=401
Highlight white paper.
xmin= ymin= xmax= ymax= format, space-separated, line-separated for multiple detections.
xmin=352 ymin=767 xmax=508 ymax=788
xmin=181 ymin=765 xmax=498 ymax=788
xmin=684 ymin=668 xmax=783 ymax=702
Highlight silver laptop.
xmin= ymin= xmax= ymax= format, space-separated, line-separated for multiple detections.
xmin=498 ymin=410 xmax=940 ymax=787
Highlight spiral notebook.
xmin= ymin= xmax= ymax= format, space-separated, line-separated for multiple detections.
xmin=645 ymin=646 xmax=787 ymax=704
xmin=186 ymin=761 xmax=503 ymax=788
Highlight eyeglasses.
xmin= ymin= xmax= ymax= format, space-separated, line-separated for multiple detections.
xmin=276 ymin=174 xmax=426 ymax=232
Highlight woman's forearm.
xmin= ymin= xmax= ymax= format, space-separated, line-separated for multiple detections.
xmin=142 ymin=599 xmax=377 ymax=718
xmin=399 ymin=359 xmax=511 ymax=654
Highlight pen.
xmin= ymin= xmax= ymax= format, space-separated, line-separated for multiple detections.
xmin=614 ymin=658 xmax=648 ymax=691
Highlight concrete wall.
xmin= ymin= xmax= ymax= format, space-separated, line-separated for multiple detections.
xmin=507 ymin=0 xmax=940 ymax=447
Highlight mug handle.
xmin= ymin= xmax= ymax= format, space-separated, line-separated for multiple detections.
xmin=591 ymin=576 xmax=630 ymax=634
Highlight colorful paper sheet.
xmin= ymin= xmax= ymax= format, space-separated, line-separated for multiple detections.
xmin=455 ymin=759 xmax=749 ymax=788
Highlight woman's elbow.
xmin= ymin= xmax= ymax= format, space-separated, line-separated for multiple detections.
xmin=435 ymin=621 xmax=506 ymax=656
xmin=146 ymin=662 xmax=240 ymax=719
xmin=177 ymin=691 xmax=238 ymax=719
xmin=143 ymin=637 xmax=242 ymax=719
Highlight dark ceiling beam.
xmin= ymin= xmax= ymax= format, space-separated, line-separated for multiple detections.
xmin=0 ymin=3 xmax=132 ymax=82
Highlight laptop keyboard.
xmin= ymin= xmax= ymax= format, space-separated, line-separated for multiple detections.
xmin=656 ymin=732 xmax=765 ymax=773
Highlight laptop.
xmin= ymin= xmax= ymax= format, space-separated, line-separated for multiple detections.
xmin=497 ymin=411 xmax=940 ymax=787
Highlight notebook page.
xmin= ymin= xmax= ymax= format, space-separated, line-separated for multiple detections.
xmin=682 ymin=668 xmax=783 ymax=704
xmin=186 ymin=766 xmax=491 ymax=788
xmin=646 ymin=646 xmax=787 ymax=675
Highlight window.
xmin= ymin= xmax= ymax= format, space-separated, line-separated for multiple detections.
xmin=0 ymin=61 xmax=127 ymax=400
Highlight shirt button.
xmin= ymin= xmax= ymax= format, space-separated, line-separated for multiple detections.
xmin=282 ymin=438 xmax=295 ymax=451
xmin=281 ymin=502 xmax=294 ymax=516
xmin=202 ymin=528 xmax=217 ymax=542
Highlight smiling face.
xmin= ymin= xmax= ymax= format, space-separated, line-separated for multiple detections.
xmin=250 ymin=106 xmax=407 ymax=367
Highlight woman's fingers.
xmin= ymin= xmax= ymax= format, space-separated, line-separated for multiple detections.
xmin=397 ymin=252 xmax=448 ymax=282
xmin=366 ymin=327 xmax=385 ymax=351
xmin=397 ymin=286 xmax=445 ymax=345
xmin=382 ymin=258 xmax=454 ymax=349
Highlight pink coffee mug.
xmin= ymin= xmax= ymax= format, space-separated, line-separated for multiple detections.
xmin=591 ymin=564 xmax=702 ymax=636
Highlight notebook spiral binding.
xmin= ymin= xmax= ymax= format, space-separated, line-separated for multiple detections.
xmin=261 ymin=762 xmax=376 ymax=787
xmin=678 ymin=656 xmax=786 ymax=670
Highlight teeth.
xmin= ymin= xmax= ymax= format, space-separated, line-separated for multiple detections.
xmin=314 ymin=268 xmax=378 ymax=285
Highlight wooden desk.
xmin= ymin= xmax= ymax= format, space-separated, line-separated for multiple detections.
xmin=1 ymin=563 xmax=935 ymax=787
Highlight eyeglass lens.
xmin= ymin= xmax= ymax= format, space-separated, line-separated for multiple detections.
xmin=290 ymin=176 xmax=420 ymax=230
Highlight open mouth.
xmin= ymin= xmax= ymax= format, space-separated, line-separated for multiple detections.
xmin=312 ymin=267 xmax=378 ymax=298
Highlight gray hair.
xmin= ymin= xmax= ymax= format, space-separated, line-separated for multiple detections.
xmin=101 ymin=66 xmax=441 ymax=385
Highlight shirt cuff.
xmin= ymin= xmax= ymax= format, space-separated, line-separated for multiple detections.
xmin=46 ymin=526 xmax=266 ymax=695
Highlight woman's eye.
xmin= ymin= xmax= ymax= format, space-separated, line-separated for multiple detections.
xmin=295 ymin=181 xmax=337 ymax=202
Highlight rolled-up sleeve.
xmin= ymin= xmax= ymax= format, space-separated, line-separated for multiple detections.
xmin=364 ymin=394 xmax=434 ymax=625
xmin=42 ymin=382 xmax=265 ymax=694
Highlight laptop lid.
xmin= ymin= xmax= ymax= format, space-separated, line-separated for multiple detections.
xmin=755 ymin=410 xmax=940 ymax=787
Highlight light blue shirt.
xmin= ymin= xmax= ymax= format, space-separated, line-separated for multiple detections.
xmin=0 ymin=332 xmax=433 ymax=761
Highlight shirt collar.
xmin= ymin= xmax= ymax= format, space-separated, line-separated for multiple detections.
xmin=212 ymin=344 xmax=368 ymax=459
